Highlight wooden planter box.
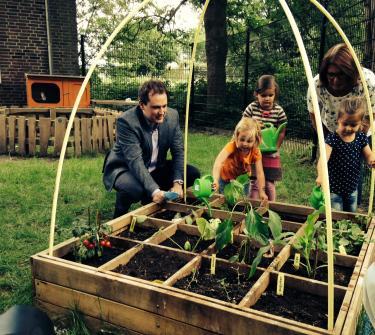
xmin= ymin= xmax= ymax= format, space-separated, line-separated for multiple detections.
xmin=31 ymin=196 xmax=375 ymax=335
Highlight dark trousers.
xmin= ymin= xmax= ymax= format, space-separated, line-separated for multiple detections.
xmin=113 ymin=161 xmax=200 ymax=218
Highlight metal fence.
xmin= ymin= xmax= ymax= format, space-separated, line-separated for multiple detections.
xmin=88 ymin=1 xmax=374 ymax=140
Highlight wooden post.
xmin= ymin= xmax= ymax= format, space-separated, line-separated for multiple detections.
xmin=18 ymin=116 xmax=26 ymax=155
xmin=8 ymin=116 xmax=16 ymax=153
xmin=28 ymin=117 xmax=37 ymax=155
xmin=0 ymin=114 xmax=6 ymax=154
xmin=74 ymin=118 xmax=82 ymax=157
xmin=39 ymin=118 xmax=51 ymax=156
xmin=54 ymin=117 xmax=67 ymax=156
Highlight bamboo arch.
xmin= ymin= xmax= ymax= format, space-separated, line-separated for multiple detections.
xmin=48 ymin=0 xmax=374 ymax=331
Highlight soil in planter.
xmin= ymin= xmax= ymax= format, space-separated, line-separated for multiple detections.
xmin=160 ymin=230 xmax=213 ymax=253
xmin=217 ymin=244 xmax=275 ymax=268
xmin=119 ymin=226 xmax=160 ymax=241
xmin=114 ymin=247 xmax=188 ymax=281
xmin=252 ymin=282 xmax=342 ymax=329
xmin=175 ymin=197 xmax=203 ymax=206
xmin=151 ymin=209 xmax=181 ymax=221
xmin=63 ymin=247 xmax=125 ymax=267
xmin=281 ymin=259 xmax=353 ymax=286
xmin=174 ymin=265 xmax=257 ymax=304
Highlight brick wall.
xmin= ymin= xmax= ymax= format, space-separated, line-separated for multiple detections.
xmin=0 ymin=0 xmax=79 ymax=106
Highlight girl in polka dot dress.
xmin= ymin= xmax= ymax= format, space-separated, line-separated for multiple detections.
xmin=316 ymin=97 xmax=375 ymax=212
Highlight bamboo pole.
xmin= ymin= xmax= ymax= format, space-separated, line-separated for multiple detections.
xmin=49 ymin=0 xmax=153 ymax=256
xmin=183 ymin=0 xmax=211 ymax=202
xmin=278 ymin=0 xmax=335 ymax=330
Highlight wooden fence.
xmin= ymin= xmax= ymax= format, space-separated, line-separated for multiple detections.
xmin=0 ymin=108 xmax=121 ymax=157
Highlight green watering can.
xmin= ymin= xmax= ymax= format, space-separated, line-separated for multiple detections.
xmin=259 ymin=122 xmax=287 ymax=153
xmin=193 ymin=175 xmax=214 ymax=199
xmin=309 ymin=186 xmax=325 ymax=210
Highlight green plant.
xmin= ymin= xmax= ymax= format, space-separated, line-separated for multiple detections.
xmin=293 ymin=209 xmax=326 ymax=278
xmin=244 ymin=206 xmax=294 ymax=278
xmin=72 ymin=209 xmax=112 ymax=262
xmin=332 ymin=219 xmax=365 ymax=255
xmin=223 ymin=174 xmax=249 ymax=208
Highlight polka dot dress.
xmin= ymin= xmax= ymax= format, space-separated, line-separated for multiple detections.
xmin=326 ymin=132 xmax=368 ymax=195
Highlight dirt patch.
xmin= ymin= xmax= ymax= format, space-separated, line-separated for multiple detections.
xmin=160 ymin=230 xmax=213 ymax=253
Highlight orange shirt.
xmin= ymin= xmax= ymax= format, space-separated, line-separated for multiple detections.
xmin=220 ymin=141 xmax=262 ymax=182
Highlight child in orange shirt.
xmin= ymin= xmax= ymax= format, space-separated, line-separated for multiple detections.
xmin=212 ymin=118 xmax=268 ymax=201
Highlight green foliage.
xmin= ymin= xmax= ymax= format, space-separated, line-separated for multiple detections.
xmin=293 ymin=209 xmax=326 ymax=278
xmin=72 ymin=209 xmax=112 ymax=262
xmin=223 ymin=174 xmax=249 ymax=207
xmin=215 ymin=219 xmax=234 ymax=252
xmin=244 ymin=207 xmax=294 ymax=278
xmin=332 ymin=220 xmax=365 ymax=255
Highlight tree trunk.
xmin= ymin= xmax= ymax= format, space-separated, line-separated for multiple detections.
xmin=204 ymin=0 xmax=227 ymax=109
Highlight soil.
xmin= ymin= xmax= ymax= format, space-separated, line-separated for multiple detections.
xmin=160 ymin=230 xmax=213 ymax=253
xmin=114 ymin=247 xmax=188 ymax=281
xmin=151 ymin=209 xmax=180 ymax=220
xmin=63 ymin=247 xmax=125 ymax=267
xmin=217 ymin=243 xmax=275 ymax=268
xmin=174 ymin=197 xmax=203 ymax=206
xmin=174 ymin=264 xmax=257 ymax=304
xmin=280 ymin=259 xmax=353 ymax=286
xmin=252 ymin=281 xmax=342 ymax=329
xmin=119 ymin=226 xmax=160 ymax=241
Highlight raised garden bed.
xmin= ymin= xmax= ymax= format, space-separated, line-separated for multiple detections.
xmin=31 ymin=198 xmax=375 ymax=334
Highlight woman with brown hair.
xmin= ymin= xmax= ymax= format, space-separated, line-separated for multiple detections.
xmin=307 ymin=43 xmax=375 ymax=207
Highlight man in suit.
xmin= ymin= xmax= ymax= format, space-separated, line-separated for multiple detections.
xmin=103 ymin=79 xmax=200 ymax=218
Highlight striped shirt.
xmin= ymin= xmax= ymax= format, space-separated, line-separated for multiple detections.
xmin=243 ymin=101 xmax=287 ymax=126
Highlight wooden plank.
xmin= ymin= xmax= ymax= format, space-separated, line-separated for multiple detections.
xmin=107 ymin=116 xmax=116 ymax=148
xmin=8 ymin=115 xmax=16 ymax=152
xmin=35 ymin=280 xmax=217 ymax=335
xmin=54 ymin=117 xmax=67 ymax=156
xmin=17 ymin=116 xmax=26 ymax=155
xmin=92 ymin=99 xmax=138 ymax=106
xmin=27 ymin=117 xmax=37 ymax=155
xmin=97 ymin=116 xmax=103 ymax=151
xmin=39 ymin=118 xmax=51 ymax=156
xmin=92 ymin=116 xmax=99 ymax=151
xmin=32 ymin=256 xmax=326 ymax=335
xmin=99 ymin=244 xmax=144 ymax=271
xmin=103 ymin=116 xmax=110 ymax=150
xmin=50 ymin=109 xmax=56 ymax=120
xmin=36 ymin=300 xmax=143 ymax=335
xmin=0 ymin=114 xmax=6 ymax=153
xmin=81 ymin=117 xmax=92 ymax=153
xmin=164 ymin=256 xmax=202 ymax=286
xmin=73 ymin=118 xmax=81 ymax=156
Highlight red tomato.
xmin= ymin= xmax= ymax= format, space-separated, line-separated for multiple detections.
xmin=88 ymin=243 xmax=95 ymax=249
xmin=83 ymin=239 xmax=90 ymax=246
xmin=100 ymin=240 xmax=106 ymax=247
xmin=105 ymin=241 xmax=111 ymax=248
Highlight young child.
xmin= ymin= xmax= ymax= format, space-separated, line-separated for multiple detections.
xmin=316 ymin=97 xmax=375 ymax=212
xmin=212 ymin=118 xmax=268 ymax=201
xmin=243 ymin=75 xmax=287 ymax=201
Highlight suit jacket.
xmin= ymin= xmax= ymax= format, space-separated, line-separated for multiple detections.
xmin=103 ymin=105 xmax=184 ymax=196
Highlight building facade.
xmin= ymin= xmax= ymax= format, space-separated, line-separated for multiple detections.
xmin=0 ymin=0 xmax=79 ymax=106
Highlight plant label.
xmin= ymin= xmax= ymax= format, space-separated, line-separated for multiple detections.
xmin=293 ymin=253 xmax=300 ymax=270
xmin=130 ymin=217 xmax=136 ymax=232
xmin=339 ymin=245 xmax=347 ymax=255
xmin=276 ymin=273 xmax=285 ymax=296
xmin=210 ymin=254 xmax=216 ymax=275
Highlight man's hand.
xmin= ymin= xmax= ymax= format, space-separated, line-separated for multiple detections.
xmin=152 ymin=190 xmax=165 ymax=204
xmin=170 ymin=182 xmax=183 ymax=198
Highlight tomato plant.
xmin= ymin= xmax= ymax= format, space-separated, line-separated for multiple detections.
xmin=71 ymin=209 xmax=112 ymax=262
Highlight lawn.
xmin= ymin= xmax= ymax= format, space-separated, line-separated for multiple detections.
xmin=0 ymin=133 xmax=316 ymax=314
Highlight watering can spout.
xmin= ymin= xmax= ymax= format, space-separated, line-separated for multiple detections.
xmin=275 ymin=122 xmax=287 ymax=138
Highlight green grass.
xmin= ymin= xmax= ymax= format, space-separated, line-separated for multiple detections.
xmin=0 ymin=133 xmax=316 ymax=315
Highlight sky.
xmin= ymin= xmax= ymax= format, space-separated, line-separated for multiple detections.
xmin=154 ymin=0 xmax=199 ymax=31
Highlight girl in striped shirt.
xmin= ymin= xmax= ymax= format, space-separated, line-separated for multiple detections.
xmin=243 ymin=75 xmax=287 ymax=201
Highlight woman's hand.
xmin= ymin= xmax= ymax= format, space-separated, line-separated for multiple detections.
xmin=170 ymin=183 xmax=183 ymax=198
xmin=212 ymin=179 xmax=219 ymax=192
xmin=259 ymin=190 xmax=268 ymax=201
xmin=316 ymin=175 xmax=322 ymax=186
